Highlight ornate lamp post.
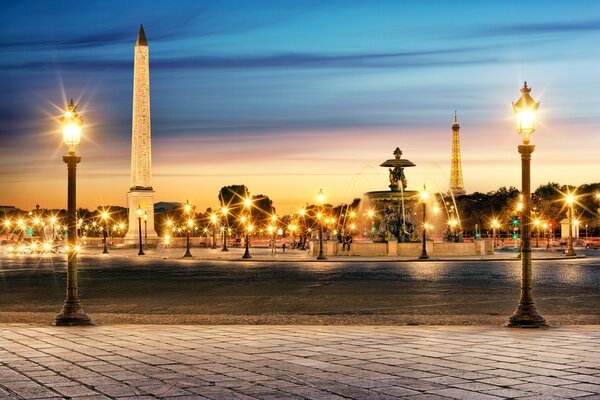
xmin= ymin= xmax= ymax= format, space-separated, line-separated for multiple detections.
xmin=221 ymin=207 xmax=229 ymax=252
xmin=491 ymin=219 xmax=500 ymax=249
xmin=565 ymin=193 xmax=576 ymax=257
xmin=507 ymin=82 xmax=546 ymax=328
xmin=143 ymin=211 xmax=148 ymax=249
xmin=242 ymin=197 xmax=252 ymax=259
xmin=101 ymin=210 xmax=110 ymax=254
xmin=55 ymin=99 xmax=92 ymax=326
xmin=419 ymin=186 xmax=429 ymax=260
xmin=316 ymin=189 xmax=327 ymax=260
xmin=183 ymin=200 xmax=193 ymax=258
xmin=210 ymin=212 xmax=218 ymax=249
xmin=136 ymin=206 xmax=145 ymax=256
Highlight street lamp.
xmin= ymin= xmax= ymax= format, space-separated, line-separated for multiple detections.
xmin=316 ymin=189 xmax=327 ymax=260
xmin=419 ymin=186 xmax=429 ymax=260
xmin=136 ymin=206 xmax=145 ymax=256
xmin=101 ymin=210 xmax=110 ymax=254
xmin=183 ymin=200 xmax=193 ymax=258
xmin=564 ymin=193 xmax=576 ymax=257
xmin=221 ymin=207 xmax=229 ymax=252
xmin=491 ymin=219 xmax=500 ymax=249
xmin=55 ymin=99 xmax=92 ymax=326
xmin=210 ymin=212 xmax=218 ymax=249
xmin=143 ymin=211 xmax=148 ymax=249
xmin=507 ymin=82 xmax=546 ymax=328
xmin=242 ymin=197 xmax=252 ymax=259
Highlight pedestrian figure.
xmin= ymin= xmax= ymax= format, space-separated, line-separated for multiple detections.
xmin=346 ymin=234 xmax=352 ymax=252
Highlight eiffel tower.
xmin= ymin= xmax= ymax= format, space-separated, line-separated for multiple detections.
xmin=449 ymin=111 xmax=466 ymax=195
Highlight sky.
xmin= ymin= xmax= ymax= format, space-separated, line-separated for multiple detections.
xmin=1 ymin=0 xmax=599 ymax=213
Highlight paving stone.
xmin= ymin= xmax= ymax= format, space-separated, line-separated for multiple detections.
xmin=0 ymin=325 xmax=599 ymax=400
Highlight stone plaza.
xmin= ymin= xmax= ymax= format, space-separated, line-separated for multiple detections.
xmin=1 ymin=325 xmax=600 ymax=399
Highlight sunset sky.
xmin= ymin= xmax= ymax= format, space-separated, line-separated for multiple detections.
xmin=1 ymin=1 xmax=599 ymax=213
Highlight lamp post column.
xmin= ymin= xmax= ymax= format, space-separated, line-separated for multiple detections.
xmin=508 ymin=144 xmax=546 ymax=327
xmin=419 ymin=201 xmax=429 ymax=260
xmin=566 ymin=204 xmax=576 ymax=256
xmin=184 ymin=226 xmax=192 ymax=257
xmin=56 ymin=153 xmax=91 ymax=326
xmin=243 ymin=228 xmax=251 ymax=259
xmin=137 ymin=214 xmax=144 ymax=255
xmin=222 ymin=228 xmax=228 ymax=252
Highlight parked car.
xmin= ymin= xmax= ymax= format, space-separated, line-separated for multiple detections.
xmin=585 ymin=239 xmax=600 ymax=250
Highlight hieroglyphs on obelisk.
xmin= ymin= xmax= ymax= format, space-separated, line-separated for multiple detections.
xmin=125 ymin=25 xmax=158 ymax=242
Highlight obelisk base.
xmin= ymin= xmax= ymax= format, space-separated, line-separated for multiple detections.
xmin=124 ymin=188 xmax=158 ymax=245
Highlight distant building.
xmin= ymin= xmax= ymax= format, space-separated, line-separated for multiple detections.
xmin=449 ymin=112 xmax=466 ymax=195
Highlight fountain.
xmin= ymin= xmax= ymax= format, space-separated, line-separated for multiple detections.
xmin=364 ymin=147 xmax=419 ymax=243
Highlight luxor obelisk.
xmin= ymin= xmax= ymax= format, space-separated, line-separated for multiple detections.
xmin=125 ymin=25 xmax=158 ymax=243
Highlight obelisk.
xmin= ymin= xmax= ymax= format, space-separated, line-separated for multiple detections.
xmin=125 ymin=25 xmax=158 ymax=243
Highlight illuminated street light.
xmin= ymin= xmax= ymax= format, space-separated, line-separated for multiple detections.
xmin=419 ymin=186 xmax=429 ymax=260
xmin=221 ymin=207 xmax=229 ymax=252
xmin=316 ymin=189 xmax=327 ymax=260
xmin=183 ymin=200 xmax=193 ymax=258
xmin=100 ymin=210 xmax=110 ymax=254
xmin=491 ymin=219 xmax=500 ymax=249
xmin=507 ymin=82 xmax=546 ymax=328
xmin=564 ymin=192 xmax=576 ymax=257
xmin=55 ymin=99 xmax=91 ymax=326
xmin=242 ymin=195 xmax=253 ymax=259
xmin=136 ymin=206 xmax=145 ymax=256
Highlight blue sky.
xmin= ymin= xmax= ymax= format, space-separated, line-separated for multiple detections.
xmin=1 ymin=1 xmax=599 ymax=211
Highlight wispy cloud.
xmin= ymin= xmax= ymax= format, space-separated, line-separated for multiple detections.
xmin=471 ymin=19 xmax=600 ymax=37
xmin=0 ymin=44 xmax=503 ymax=72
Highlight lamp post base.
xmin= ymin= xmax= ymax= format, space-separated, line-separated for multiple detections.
xmin=565 ymin=248 xmax=576 ymax=257
xmin=183 ymin=249 xmax=193 ymax=258
xmin=418 ymin=253 xmax=429 ymax=260
xmin=242 ymin=252 xmax=252 ymax=259
xmin=316 ymin=254 xmax=327 ymax=260
xmin=102 ymin=247 xmax=109 ymax=255
xmin=507 ymin=302 xmax=547 ymax=328
xmin=55 ymin=301 xmax=92 ymax=326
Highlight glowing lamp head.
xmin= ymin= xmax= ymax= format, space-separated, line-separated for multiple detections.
xmin=271 ymin=214 xmax=277 ymax=222
xmin=244 ymin=197 xmax=252 ymax=208
xmin=419 ymin=187 xmax=429 ymax=202
xmin=512 ymin=82 xmax=539 ymax=144
xmin=61 ymin=99 xmax=83 ymax=152
xmin=300 ymin=208 xmax=306 ymax=216
xmin=183 ymin=201 xmax=192 ymax=213
xmin=316 ymin=189 xmax=325 ymax=205
xmin=136 ymin=206 xmax=143 ymax=218
xmin=221 ymin=207 xmax=228 ymax=215
xmin=367 ymin=209 xmax=375 ymax=218
xmin=49 ymin=216 xmax=57 ymax=224
xmin=143 ymin=212 xmax=148 ymax=221
xmin=166 ymin=219 xmax=173 ymax=227
xmin=240 ymin=215 xmax=247 ymax=224
xmin=187 ymin=219 xmax=194 ymax=228
xmin=247 ymin=224 xmax=254 ymax=233
xmin=101 ymin=211 xmax=109 ymax=220
xmin=349 ymin=211 xmax=356 ymax=218
xmin=565 ymin=194 xmax=575 ymax=205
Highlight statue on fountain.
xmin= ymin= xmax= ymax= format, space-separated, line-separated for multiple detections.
xmin=388 ymin=148 xmax=408 ymax=191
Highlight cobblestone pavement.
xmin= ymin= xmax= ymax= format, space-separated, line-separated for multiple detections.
xmin=1 ymin=325 xmax=599 ymax=399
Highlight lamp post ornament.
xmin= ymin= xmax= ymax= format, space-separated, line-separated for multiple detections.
xmin=507 ymin=82 xmax=547 ymax=328
xmin=55 ymin=99 xmax=92 ymax=326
